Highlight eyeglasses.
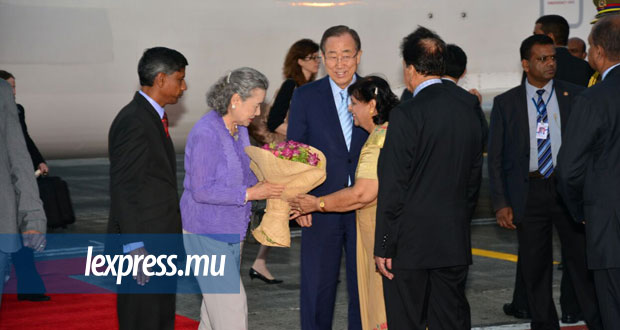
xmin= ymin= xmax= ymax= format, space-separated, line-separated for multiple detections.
xmin=303 ymin=55 xmax=321 ymax=62
xmin=325 ymin=51 xmax=358 ymax=64
xmin=534 ymin=55 xmax=556 ymax=63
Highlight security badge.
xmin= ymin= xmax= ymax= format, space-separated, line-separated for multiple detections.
xmin=537 ymin=122 xmax=549 ymax=140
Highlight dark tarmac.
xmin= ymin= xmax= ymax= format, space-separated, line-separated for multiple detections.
xmin=40 ymin=155 xmax=582 ymax=330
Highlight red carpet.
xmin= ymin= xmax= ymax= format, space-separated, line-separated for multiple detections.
xmin=0 ymin=294 xmax=199 ymax=329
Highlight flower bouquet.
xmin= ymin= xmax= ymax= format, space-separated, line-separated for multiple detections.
xmin=245 ymin=141 xmax=326 ymax=247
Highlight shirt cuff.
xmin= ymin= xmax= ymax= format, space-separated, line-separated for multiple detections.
xmin=123 ymin=241 xmax=144 ymax=254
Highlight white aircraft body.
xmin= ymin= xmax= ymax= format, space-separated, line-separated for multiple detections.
xmin=0 ymin=0 xmax=598 ymax=158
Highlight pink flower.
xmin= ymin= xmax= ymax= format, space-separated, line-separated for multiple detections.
xmin=262 ymin=140 xmax=319 ymax=166
xmin=282 ymin=147 xmax=294 ymax=159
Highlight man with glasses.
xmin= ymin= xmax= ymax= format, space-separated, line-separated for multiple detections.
xmin=288 ymin=25 xmax=367 ymax=330
xmin=488 ymin=34 xmax=602 ymax=330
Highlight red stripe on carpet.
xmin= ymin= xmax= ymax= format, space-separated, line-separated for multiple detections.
xmin=0 ymin=294 xmax=198 ymax=329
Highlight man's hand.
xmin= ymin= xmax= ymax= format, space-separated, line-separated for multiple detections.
xmin=294 ymin=213 xmax=313 ymax=227
xmin=496 ymin=207 xmax=516 ymax=230
xmin=374 ymin=256 xmax=394 ymax=280
xmin=38 ymin=163 xmax=49 ymax=176
xmin=129 ymin=247 xmax=150 ymax=286
xmin=469 ymin=88 xmax=482 ymax=104
xmin=22 ymin=230 xmax=46 ymax=252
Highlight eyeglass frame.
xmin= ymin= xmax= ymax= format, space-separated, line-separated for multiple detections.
xmin=302 ymin=55 xmax=321 ymax=62
xmin=323 ymin=50 xmax=360 ymax=64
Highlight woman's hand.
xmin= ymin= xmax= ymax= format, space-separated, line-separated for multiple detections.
xmin=247 ymin=181 xmax=285 ymax=201
xmin=289 ymin=194 xmax=320 ymax=214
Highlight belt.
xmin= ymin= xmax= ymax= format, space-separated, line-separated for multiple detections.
xmin=528 ymin=171 xmax=553 ymax=179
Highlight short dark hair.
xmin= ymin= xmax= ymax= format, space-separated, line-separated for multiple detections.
xmin=569 ymin=37 xmax=586 ymax=53
xmin=137 ymin=47 xmax=188 ymax=86
xmin=348 ymin=76 xmax=399 ymax=125
xmin=536 ymin=15 xmax=570 ymax=45
xmin=0 ymin=70 xmax=14 ymax=81
xmin=520 ymin=34 xmax=555 ymax=60
xmin=319 ymin=25 xmax=361 ymax=54
xmin=400 ymin=26 xmax=446 ymax=76
xmin=591 ymin=15 xmax=620 ymax=61
xmin=444 ymin=44 xmax=467 ymax=79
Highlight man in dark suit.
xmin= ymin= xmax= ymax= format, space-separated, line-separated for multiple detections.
xmin=287 ymin=25 xmax=367 ymax=330
xmin=534 ymin=15 xmax=595 ymax=87
xmin=556 ymin=15 xmax=620 ymax=329
xmin=0 ymin=70 xmax=49 ymax=302
xmin=108 ymin=47 xmax=187 ymax=330
xmin=506 ymin=14 xmax=593 ymax=323
xmin=488 ymin=34 xmax=602 ymax=330
xmin=374 ymin=27 xmax=483 ymax=330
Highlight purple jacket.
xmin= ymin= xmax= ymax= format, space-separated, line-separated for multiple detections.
xmin=180 ymin=110 xmax=257 ymax=242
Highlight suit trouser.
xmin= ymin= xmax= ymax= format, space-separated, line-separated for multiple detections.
xmin=11 ymin=246 xmax=46 ymax=294
xmin=592 ymin=268 xmax=620 ymax=330
xmin=517 ymin=177 xmax=602 ymax=330
xmin=382 ymin=265 xmax=470 ymax=330
xmin=300 ymin=211 xmax=361 ymax=330
xmin=117 ymin=249 xmax=178 ymax=330
xmin=511 ymin=249 xmax=581 ymax=317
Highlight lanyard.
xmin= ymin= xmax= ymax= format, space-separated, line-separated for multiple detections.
xmin=530 ymin=83 xmax=555 ymax=118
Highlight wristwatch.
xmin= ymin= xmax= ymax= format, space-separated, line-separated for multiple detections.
xmin=318 ymin=198 xmax=326 ymax=212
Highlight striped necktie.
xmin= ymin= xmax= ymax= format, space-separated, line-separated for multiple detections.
xmin=338 ymin=90 xmax=353 ymax=150
xmin=162 ymin=112 xmax=170 ymax=138
xmin=536 ymin=89 xmax=553 ymax=178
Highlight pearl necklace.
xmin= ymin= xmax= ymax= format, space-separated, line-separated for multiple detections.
xmin=227 ymin=124 xmax=239 ymax=141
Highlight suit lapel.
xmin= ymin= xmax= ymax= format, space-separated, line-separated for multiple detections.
xmin=515 ymin=85 xmax=530 ymax=154
xmin=135 ymin=93 xmax=177 ymax=178
xmin=554 ymin=82 xmax=570 ymax=134
xmin=319 ymin=77 xmax=349 ymax=153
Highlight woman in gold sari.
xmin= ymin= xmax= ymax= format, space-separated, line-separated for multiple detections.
xmin=290 ymin=76 xmax=399 ymax=330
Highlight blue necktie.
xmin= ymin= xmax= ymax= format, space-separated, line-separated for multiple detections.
xmin=536 ymin=89 xmax=553 ymax=178
xmin=338 ymin=90 xmax=353 ymax=151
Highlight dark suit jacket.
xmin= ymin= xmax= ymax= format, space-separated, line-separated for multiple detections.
xmin=443 ymin=79 xmax=489 ymax=217
xmin=556 ymin=65 xmax=620 ymax=269
xmin=555 ymin=47 xmax=594 ymax=87
xmin=374 ymin=82 xmax=483 ymax=269
xmin=287 ymin=76 xmax=368 ymax=196
xmin=487 ymin=80 xmax=583 ymax=223
xmin=107 ymin=92 xmax=182 ymax=241
xmin=16 ymin=104 xmax=45 ymax=170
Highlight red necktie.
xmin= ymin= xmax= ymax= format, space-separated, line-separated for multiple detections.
xmin=162 ymin=112 xmax=170 ymax=138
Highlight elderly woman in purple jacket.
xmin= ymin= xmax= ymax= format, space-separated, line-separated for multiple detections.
xmin=181 ymin=67 xmax=284 ymax=330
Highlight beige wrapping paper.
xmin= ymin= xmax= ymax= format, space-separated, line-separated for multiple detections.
xmin=245 ymin=145 xmax=327 ymax=247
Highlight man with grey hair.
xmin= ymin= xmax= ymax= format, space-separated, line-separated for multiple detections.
xmin=0 ymin=79 xmax=47 ymax=309
xmin=288 ymin=25 xmax=367 ymax=330
xmin=557 ymin=14 xmax=620 ymax=328
xmin=108 ymin=46 xmax=187 ymax=330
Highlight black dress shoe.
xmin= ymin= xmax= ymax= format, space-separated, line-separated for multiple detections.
xmin=503 ymin=303 xmax=531 ymax=319
xmin=561 ymin=313 xmax=582 ymax=324
xmin=17 ymin=294 xmax=51 ymax=302
xmin=249 ymin=268 xmax=283 ymax=284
